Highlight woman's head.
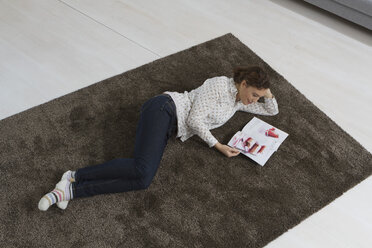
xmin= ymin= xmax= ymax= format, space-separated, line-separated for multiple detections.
xmin=233 ymin=66 xmax=270 ymax=105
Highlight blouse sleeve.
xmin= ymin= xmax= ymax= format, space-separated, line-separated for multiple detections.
xmin=186 ymin=78 xmax=220 ymax=148
xmin=238 ymin=96 xmax=279 ymax=116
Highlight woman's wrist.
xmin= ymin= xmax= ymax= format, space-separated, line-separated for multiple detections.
xmin=214 ymin=142 xmax=223 ymax=150
xmin=264 ymin=89 xmax=273 ymax=98
xmin=265 ymin=94 xmax=274 ymax=99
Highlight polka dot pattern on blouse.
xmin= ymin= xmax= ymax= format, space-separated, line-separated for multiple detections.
xmin=164 ymin=76 xmax=279 ymax=148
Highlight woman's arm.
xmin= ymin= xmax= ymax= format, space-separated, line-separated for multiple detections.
xmin=239 ymin=89 xmax=279 ymax=116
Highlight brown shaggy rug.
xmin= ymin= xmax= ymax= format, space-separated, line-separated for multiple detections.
xmin=1 ymin=33 xmax=371 ymax=248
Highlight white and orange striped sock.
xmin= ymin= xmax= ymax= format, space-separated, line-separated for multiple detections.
xmin=38 ymin=180 xmax=73 ymax=211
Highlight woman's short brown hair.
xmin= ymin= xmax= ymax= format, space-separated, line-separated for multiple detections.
xmin=233 ymin=65 xmax=270 ymax=89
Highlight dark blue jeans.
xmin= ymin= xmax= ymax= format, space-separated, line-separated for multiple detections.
xmin=72 ymin=94 xmax=178 ymax=198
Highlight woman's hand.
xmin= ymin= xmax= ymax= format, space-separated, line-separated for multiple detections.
xmin=264 ymin=88 xmax=273 ymax=98
xmin=214 ymin=142 xmax=240 ymax=157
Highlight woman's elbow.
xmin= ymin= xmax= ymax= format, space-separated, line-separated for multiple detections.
xmin=186 ymin=118 xmax=198 ymax=130
xmin=267 ymin=109 xmax=279 ymax=116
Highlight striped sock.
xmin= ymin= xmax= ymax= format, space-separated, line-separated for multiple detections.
xmin=44 ymin=186 xmax=73 ymax=204
xmin=38 ymin=180 xmax=73 ymax=211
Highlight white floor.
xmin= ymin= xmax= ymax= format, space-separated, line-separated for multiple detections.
xmin=1 ymin=0 xmax=371 ymax=247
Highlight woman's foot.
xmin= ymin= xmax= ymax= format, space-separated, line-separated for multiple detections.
xmin=56 ymin=170 xmax=76 ymax=210
xmin=38 ymin=179 xmax=73 ymax=211
xmin=56 ymin=198 xmax=69 ymax=210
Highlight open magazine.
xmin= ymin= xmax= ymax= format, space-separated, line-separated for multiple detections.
xmin=227 ymin=117 xmax=289 ymax=166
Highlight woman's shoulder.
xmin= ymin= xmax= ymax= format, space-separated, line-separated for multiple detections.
xmin=203 ymin=75 xmax=231 ymax=87
xmin=198 ymin=76 xmax=231 ymax=97
xmin=206 ymin=75 xmax=230 ymax=81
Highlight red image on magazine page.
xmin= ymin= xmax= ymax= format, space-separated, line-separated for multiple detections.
xmin=265 ymin=128 xmax=279 ymax=138
xmin=228 ymin=117 xmax=289 ymax=166
xmin=231 ymin=132 xmax=268 ymax=156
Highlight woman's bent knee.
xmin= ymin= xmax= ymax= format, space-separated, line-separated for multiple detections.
xmin=134 ymin=158 xmax=158 ymax=189
xmin=136 ymin=176 xmax=153 ymax=190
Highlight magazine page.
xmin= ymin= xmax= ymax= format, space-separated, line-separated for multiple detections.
xmin=228 ymin=117 xmax=288 ymax=166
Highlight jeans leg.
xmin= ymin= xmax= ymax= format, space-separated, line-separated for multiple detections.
xmin=72 ymin=177 xmax=147 ymax=197
xmin=72 ymin=95 xmax=177 ymax=198
xmin=75 ymin=158 xmax=138 ymax=182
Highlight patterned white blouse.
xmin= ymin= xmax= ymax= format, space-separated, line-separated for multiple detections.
xmin=163 ymin=76 xmax=279 ymax=148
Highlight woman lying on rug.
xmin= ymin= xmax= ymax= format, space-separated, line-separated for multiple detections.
xmin=38 ymin=65 xmax=279 ymax=211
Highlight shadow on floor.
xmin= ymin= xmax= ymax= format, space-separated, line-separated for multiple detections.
xmin=269 ymin=0 xmax=372 ymax=46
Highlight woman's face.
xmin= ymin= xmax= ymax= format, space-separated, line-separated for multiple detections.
xmin=236 ymin=80 xmax=267 ymax=105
